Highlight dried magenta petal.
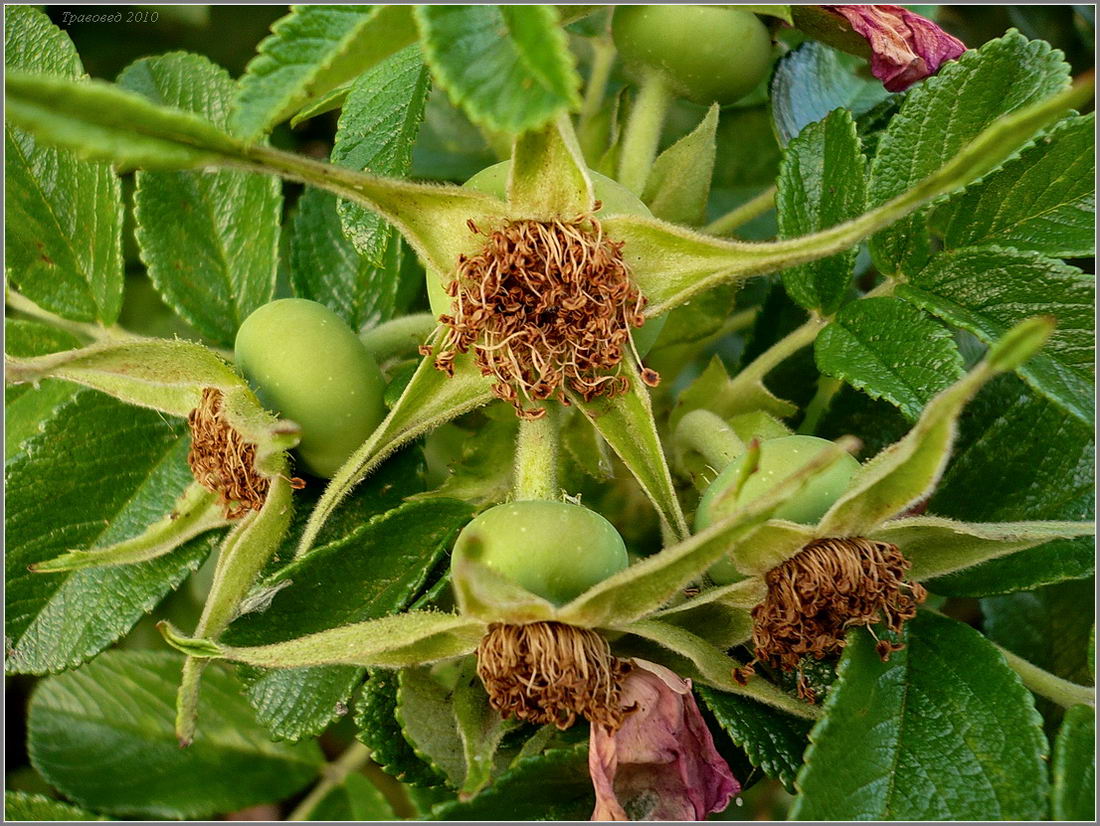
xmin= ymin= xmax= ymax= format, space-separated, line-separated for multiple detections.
xmin=822 ymin=5 xmax=966 ymax=91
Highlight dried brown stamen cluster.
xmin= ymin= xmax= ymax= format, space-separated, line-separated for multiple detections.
xmin=187 ymin=387 xmax=271 ymax=519
xmin=477 ymin=621 xmax=633 ymax=731
xmin=735 ymin=537 xmax=927 ymax=702
xmin=429 ymin=214 xmax=659 ymax=419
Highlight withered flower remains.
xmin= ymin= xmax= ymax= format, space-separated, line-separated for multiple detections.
xmin=477 ymin=621 xmax=632 ymax=731
xmin=430 ymin=211 xmax=659 ymax=419
xmin=737 ymin=536 xmax=927 ymax=701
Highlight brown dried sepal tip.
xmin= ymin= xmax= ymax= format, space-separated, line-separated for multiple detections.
xmin=432 ymin=212 xmax=660 ymax=420
xmin=477 ymin=621 xmax=633 ymax=731
xmin=187 ymin=388 xmax=303 ymax=519
xmin=747 ymin=537 xmax=927 ymax=702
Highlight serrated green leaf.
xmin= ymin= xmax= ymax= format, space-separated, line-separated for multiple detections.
xmin=4 ymin=791 xmax=106 ymax=821
xmin=791 ymin=613 xmax=1050 ymax=820
xmin=221 ymin=499 xmax=473 ymax=741
xmin=1052 ymin=705 xmax=1096 ymax=820
xmin=356 ymin=669 xmax=447 ymax=787
xmin=642 ymin=105 xmax=718 ymax=226
xmin=777 ymin=109 xmax=867 ymax=315
xmin=415 ymin=5 xmax=581 ymax=135
xmin=332 ymin=44 xmax=431 ymax=263
xmin=868 ymin=32 xmax=1071 ymax=275
xmin=924 ymin=376 xmax=1094 ymax=596
xmin=696 ymin=686 xmax=812 ymax=792
xmin=872 ymin=516 xmax=1095 ymax=583
xmin=898 ymin=245 xmax=1094 ymax=423
xmin=569 ymin=354 xmax=688 ymax=542
xmin=430 ymin=745 xmax=594 ymax=820
xmin=232 ymin=5 xmax=418 ymax=139
xmin=398 ymin=665 xmax=467 ymax=788
xmin=5 ymin=7 xmax=124 ymax=325
xmin=296 ymin=345 xmax=493 ymax=556
xmin=4 ymin=319 xmax=82 ymax=463
xmin=815 ymin=297 xmax=965 ymax=421
xmin=27 ymin=651 xmax=323 ymax=819
xmin=770 ymin=41 xmax=891 ymax=146
xmin=932 ymin=113 xmax=1095 ymax=257
xmin=119 ymin=53 xmax=281 ymax=346
xmin=307 ymin=771 xmax=396 ymax=821
xmin=289 ymin=188 xmax=418 ymax=330
xmin=5 ymin=393 xmax=217 ymax=674
xmin=818 ymin=325 xmax=1036 ymax=537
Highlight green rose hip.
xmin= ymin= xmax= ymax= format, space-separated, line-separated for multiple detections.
xmin=696 ymin=435 xmax=861 ymax=584
xmin=612 ymin=5 xmax=773 ymax=106
xmin=234 ymin=298 xmax=386 ymax=479
xmin=451 ymin=499 xmax=629 ymax=605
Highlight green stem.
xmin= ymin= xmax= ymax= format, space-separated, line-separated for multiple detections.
xmin=737 ymin=315 xmax=827 ymax=388
xmin=513 ymin=405 xmax=559 ymax=501
xmin=579 ymin=37 xmax=616 ymax=130
xmin=674 ymin=409 xmax=744 ymax=471
xmin=798 ymin=376 xmax=843 ymax=435
xmin=287 ymin=741 xmax=374 ymax=821
xmin=704 ymin=185 xmax=778 ymax=236
xmin=359 ymin=313 xmax=438 ymax=362
xmin=995 ymin=645 xmax=1096 ymax=709
xmin=6 ymin=288 xmax=132 ymax=342
xmin=616 ymin=69 xmax=672 ymax=195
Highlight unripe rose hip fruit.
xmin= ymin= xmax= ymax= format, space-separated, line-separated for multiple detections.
xmin=611 ymin=6 xmax=773 ymax=106
xmin=234 ymin=298 xmax=386 ymax=479
xmin=696 ymin=435 xmax=861 ymax=584
xmin=451 ymin=499 xmax=629 ymax=606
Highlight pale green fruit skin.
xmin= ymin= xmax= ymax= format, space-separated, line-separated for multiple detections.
xmin=451 ymin=500 xmax=629 ymax=606
xmin=234 ymin=298 xmax=386 ymax=479
xmin=612 ymin=6 xmax=773 ymax=106
xmin=696 ymin=435 xmax=861 ymax=584
xmin=426 ymin=160 xmax=667 ymax=356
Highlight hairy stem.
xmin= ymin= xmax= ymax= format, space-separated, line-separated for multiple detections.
xmin=579 ymin=37 xmax=616 ymax=130
xmin=705 ymin=185 xmax=778 ymax=236
xmin=995 ymin=644 xmax=1096 ymax=709
xmin=287 ymin=741 xmax=374 ymax=821
xmin=359 ymin=313 xmax=438 ymax=362
xmin=513 ymin=405 xmax=560 ymax=501
xmin=675 ymin=409 xmax=745 ymax=470
xmin=616 ymin=69 xmax=672 ymax=195
xmin=737 ymin=315 xmax=828 ymax=388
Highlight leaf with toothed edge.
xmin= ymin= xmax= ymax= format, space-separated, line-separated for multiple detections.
xmin=5 ymin=392 xmax=219 ymax=675
xmin=27 ymin=651 xmax=323 ymax=819
xmin=790 ymin=613 xmax=1050 ymax=820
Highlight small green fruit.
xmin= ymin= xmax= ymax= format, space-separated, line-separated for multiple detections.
xmin=426 ymin=160 xmax=667 ymax=356
xmin=451 ymin=500 xmax=629 ymax=605
xmin=612 ymin=6 xmax=773 ymax=106
xmin=234 ymin=298 xmax=386 ymax=479
xmin=696 ymin=435 xmax=861 ymax=584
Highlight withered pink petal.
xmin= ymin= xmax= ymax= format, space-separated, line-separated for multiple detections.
xmin=589 ymin=659 xmax=739 ymax=821
xmin=822 ymin=5 xmax=966 ymax=91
